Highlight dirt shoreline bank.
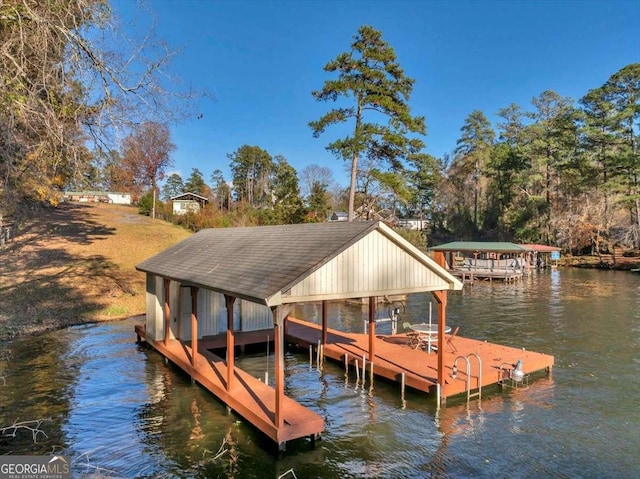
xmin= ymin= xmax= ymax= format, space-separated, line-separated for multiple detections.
xmin=0 ymin=203 xmax=190 ymax=343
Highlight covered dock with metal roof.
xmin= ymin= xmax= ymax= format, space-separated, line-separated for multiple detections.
xmin=135 ymin=220 xmax=463 ymax=449
xmin=429 ymin=241 xmax=534 ymax=282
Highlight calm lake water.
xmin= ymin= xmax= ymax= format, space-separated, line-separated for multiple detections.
xmin=1 ymin=268 xmax=639 ymax=478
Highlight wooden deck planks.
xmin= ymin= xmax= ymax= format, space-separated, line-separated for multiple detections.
xmin=135 ymin=325 xmax=324 ymax=444
xmin=135 ymin=313 xmax=553 ymax=445
xmin=284 ymin=317 xmax=554 ymax=399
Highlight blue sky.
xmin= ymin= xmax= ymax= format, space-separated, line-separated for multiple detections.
xmin=112 ymin=0 xmax=639 ymax=188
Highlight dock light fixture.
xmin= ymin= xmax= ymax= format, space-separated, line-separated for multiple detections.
xmin=512 ymin=360 xmax=524 ymax=382
xmin=452 ymin=364 xmax=457 ymax=379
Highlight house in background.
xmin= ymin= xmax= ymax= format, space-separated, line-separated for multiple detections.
xmin=397 ymin=217 xmax=428 ymax=230
xmin=330 ymin=208 xmax=398 ymax=224
xmin=329 ymin=212 xmax=348 ymax=222
xmin=64 ymin=191 xmax=132 ymax=204
xmin=170 ymin=192 xmax=209 ymax=215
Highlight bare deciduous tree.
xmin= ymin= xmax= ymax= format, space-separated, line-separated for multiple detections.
xmin=121 ymin=121 xmax=175 ymax=218
xmin=299 ymin=164 xmax=335 ymax=199
xmin=0 ymin=0 xmax=203 ymax=216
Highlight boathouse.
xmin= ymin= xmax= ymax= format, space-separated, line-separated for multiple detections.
xmin=520 ymin=243 xmax=562 ymax=268
xmin=429 ymin=241 xmax=534 ymax=282
xmin=135 ymin=221 xmax=463 ymax=448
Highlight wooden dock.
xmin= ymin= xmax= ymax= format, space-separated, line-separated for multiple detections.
xmin=451 ymin=268 xmax=525 ymax=283
xmin=135 ymin=314 xmax=553 ymax=446
xmin=284 ymin=317 xmax=554 ymax=400
xmin=135 ymin=325 xmax=324 ymax=445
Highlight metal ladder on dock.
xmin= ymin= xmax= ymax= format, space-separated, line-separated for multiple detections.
xmin=452 ymin=353 xmax=482 ymax=403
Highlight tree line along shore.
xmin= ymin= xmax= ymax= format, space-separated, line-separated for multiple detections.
xmin=1 ymin=203 xmax=638 ymax=344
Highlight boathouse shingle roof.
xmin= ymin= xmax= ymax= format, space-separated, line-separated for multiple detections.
xmin=137 ymin=221 xmax=377 ymax=304
xmin=137 ymin=221 xmax=462 ymax=306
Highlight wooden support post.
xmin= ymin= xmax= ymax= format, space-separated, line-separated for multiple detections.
xmin=271 ymin=305 xmax=292 ymax=433
xmin=163 ymin=278 xmax=171 ymax=346
xmin=432 ymin=288 xmax=448 ymax=403
xmin=322 ymin=300 xmax=328 ymax=345
xmin=433 ymin=252 xmax=450 ymax=406
xmin=190 ymin=286 xmax=199 ymax=368
xmin=225 ymin=295 xmax=236 ymax=391
xmin=275 ymin=320 xmax=284 ymax=430
xmin=368 ymin=296 xmax=376 ymax=362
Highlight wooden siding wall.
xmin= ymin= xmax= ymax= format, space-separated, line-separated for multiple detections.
xmin=287 ymin=231 xmax=447 ymax=300
xmin=179 ymin=288 xmax=220 ymax=340
xmin=172 ymin=290 xmax=271 ymax=340
xmin=200 ymin=290 xmax=221 ymax=337
xmin=239 ymin=299 xmax=273 ymax=331
xmin=168 ymin=281 xmax=179 ymax=340
xmin=145 ymin=274 xmax=165 ymax=341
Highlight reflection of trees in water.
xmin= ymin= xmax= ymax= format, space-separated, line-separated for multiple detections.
xmin=135 ymin=350 xmax=272 ymax=477
xmin=0 ymin=332 xmax=74 ymax=454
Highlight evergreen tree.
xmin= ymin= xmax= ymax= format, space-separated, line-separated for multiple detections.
xmin=406 ymin=153 xmax=443 ymax=221
xmin=604 ymin=63 xmax=640 ymax=248
xmin=272 ymin=155 xmax=305 ymax=224
xmin=228 ymin=145 xmax=273 ymax=206
xmin=307 ymin=181 xmax=331 ymax=221
xmin=184 ymin=168 xmax=207 ymax=196
xmin=491 ymin=104 xmax=531 ymax=239
xmin=162 ymin=173 xmax=185 ymax=200
xmin=524 ymin=91 xmax=578 ymax=243
xmin=210 ymin=169 xmax=231 ymax=210
xmin=299 ymin=164 xmax=334 ymax=200
xmin=452 ymin=110 xmax=495 ymax=236
xmin=310 ymin=25 xmax=426 ymax=221
xmin=580 ymin=86 xmax=619 ymax=223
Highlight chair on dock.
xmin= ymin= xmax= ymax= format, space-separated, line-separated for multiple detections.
xmin=446 ymin=326 xmax=460 ymax=352
xmin=403 ymin=322 xmax=420 ymax=349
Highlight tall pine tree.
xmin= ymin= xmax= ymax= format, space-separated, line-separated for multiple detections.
xmin=310 ymin=25 xmax=425 ymax=221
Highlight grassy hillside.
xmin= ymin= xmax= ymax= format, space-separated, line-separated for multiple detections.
xmin=0 ymin=203 xmax=191 ymax=341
